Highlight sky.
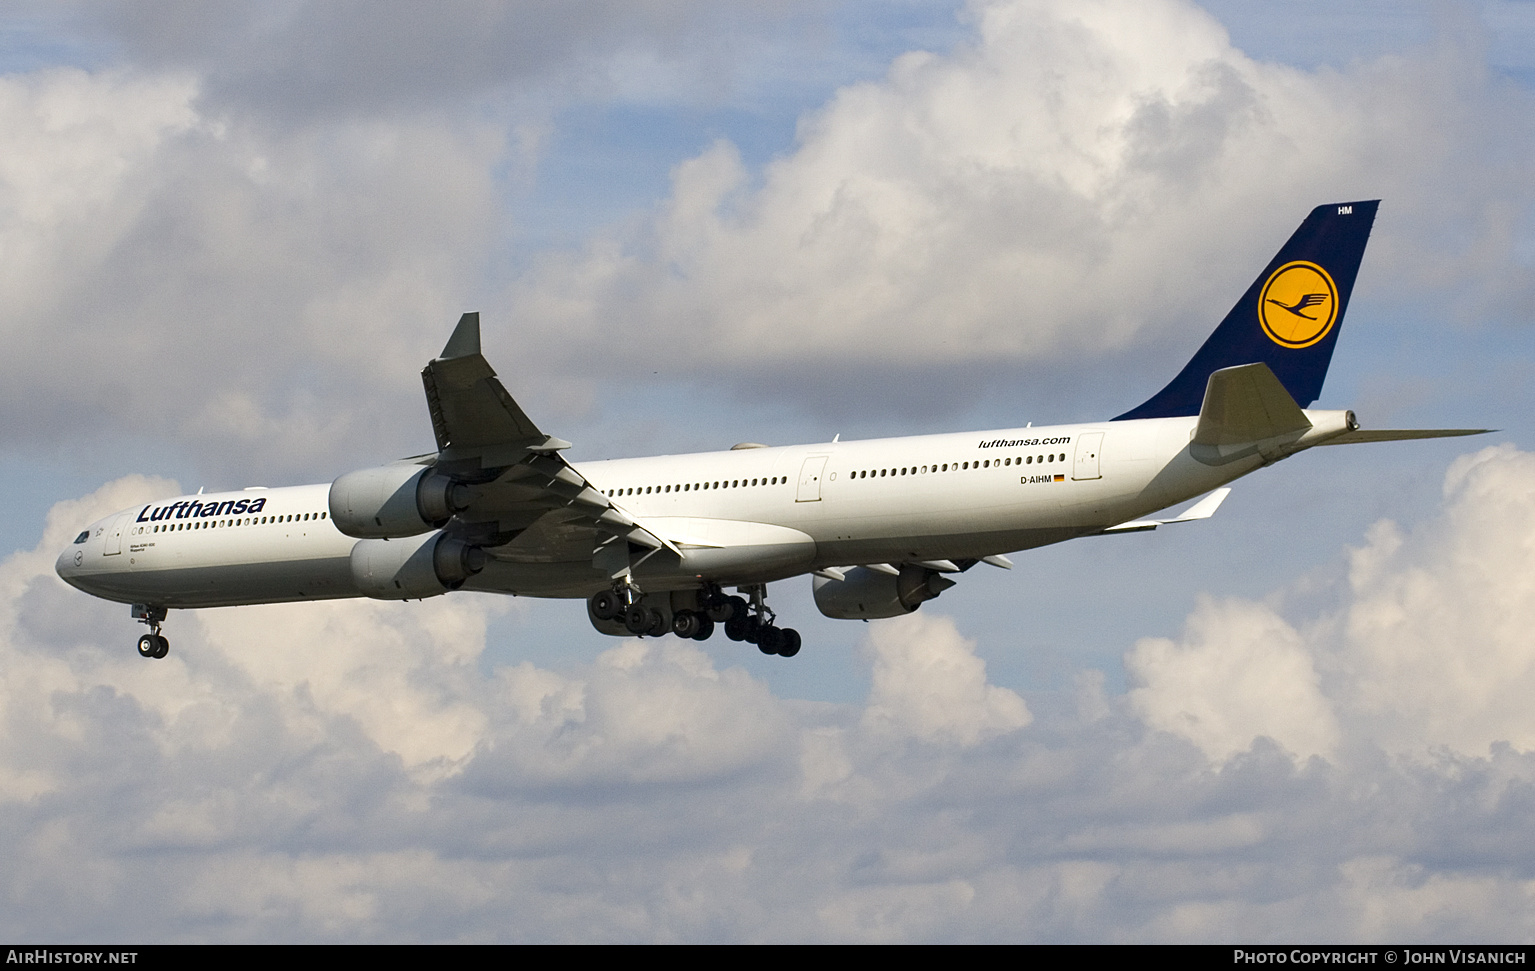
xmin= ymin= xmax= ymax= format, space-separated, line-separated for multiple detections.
xmin=3 ymin=0 xmax=1535 ymax=943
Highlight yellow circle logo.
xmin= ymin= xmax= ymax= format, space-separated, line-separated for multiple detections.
xmin=1258 ymin=261 xmax=1338 ymax=348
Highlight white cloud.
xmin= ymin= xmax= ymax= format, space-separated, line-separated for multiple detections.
xmin=511 ymin=0 xmax=1535 ymax=380
xmin=1338 ymin=444 xmax=1535 ymax=756
xmin=0 ymin=69 xmax=196 ymax=323
xmin=470 ymin=639 xmax=795 ymax=787
xmin=197 ymin=597 xmax=495 ymax=775
xmin=1127 ymin=596 xmax=1340 ymax=763
xmin=0 ymin=67 xmax=506 ymax=480
xmin=68 ymin=0 xmax=813 ymax=119
xmin=861 ymin=611 xmax=1031 ymax=746
xmin=1130 ymin=444 xmax=1535 ymax=765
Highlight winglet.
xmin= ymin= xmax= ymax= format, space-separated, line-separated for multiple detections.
xmin=440 ymin=312 xmax=481 ymax=360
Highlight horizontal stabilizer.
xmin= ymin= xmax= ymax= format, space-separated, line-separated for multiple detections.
xmin=1316 ymin=428 xmax=1493 ymax=446
xmin=1193 ymin=364 xmax=1311 ymax=447
xmin=1103 ymin=488 xmax=1232 ymax=534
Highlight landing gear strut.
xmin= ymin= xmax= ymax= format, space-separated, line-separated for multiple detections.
xmin=131 ymin=604 xmax=169 ymax=659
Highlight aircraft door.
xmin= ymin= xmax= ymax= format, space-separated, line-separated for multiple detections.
xmin=796 ymin=455 xmax=829 ymax=502
xmin=1072 ymin=432 xmax=1104 ymax=481
xmin=103 ymin=513 xmax=129 ymax=556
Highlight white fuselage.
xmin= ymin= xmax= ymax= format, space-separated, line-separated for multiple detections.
xmin=55 ymin=414 xmax=1266 ymax=609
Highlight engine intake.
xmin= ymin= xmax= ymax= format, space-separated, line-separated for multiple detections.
xmin=812 ymin=564 xmax=956 ymax=620
xmin=329 ymin=464 xmax=473 ymax=539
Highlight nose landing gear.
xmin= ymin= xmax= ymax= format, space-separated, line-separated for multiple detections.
xmin=131 ymin=604 xmax=169 ymax=659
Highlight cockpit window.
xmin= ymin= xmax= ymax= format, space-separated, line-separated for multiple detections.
xmin=73 ymin=531 xmax=89 ymax=544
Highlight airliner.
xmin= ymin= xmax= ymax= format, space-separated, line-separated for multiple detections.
xmin=57 ymin=201 xmax=1485 ymax=660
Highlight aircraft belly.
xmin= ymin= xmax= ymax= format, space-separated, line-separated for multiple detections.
xmin=815 ymin=526 xmax=1084 ymax=564
xmin=69 ymin=556 xmax=358 ymax=608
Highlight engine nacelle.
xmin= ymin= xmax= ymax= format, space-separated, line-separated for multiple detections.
xmin=329 ymin=464 xmax=473 ymax=539
xmin=812 ymin=565 xmax=957 ymax=620
xmin=349 ymin=532 xmax=487 ymax=600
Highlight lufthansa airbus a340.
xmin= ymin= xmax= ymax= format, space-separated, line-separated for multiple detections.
xmin=58 ymin=201 xmax=1484 ymax=660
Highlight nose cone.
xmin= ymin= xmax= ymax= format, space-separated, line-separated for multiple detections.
xmin=56 ymin=543 xmax=86 ymax=589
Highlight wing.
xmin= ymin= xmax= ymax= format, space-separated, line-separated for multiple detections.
xmin=423 ymin=313 xmax=678 ymax=568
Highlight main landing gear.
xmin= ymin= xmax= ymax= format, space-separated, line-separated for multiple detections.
xmin=590 ymin=588 xmax=672 ymax=638
xmin=587 ymin=583 xmax=802 ymax=658
xmin=716 ymin=584 xmax=801 ymax=658
xmin=131 ymin=604 xmax=169 ymax=659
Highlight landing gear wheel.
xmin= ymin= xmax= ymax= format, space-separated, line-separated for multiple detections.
xmin=646 ymin=608 xmax=668 ymax=638
xmin=724 ymin=614 xmax=750 ymax=642
xmin=709 ymin=595 xmax=746 ymax=624
xmin=624 ymin=604 xmax=652 ymax=636
xmin=672 ymin=609 xmax=703 ymax=639
xmin=591 ymin=590 xmax=623 ymax=621
xmin=137 ymin=634 xmax=169 ymax=659
xmin=690 ymin=616 xmax=715 ymax=641
xmin=777 ymin=628 xmax=801 ymax=658
xmin=757 ymin=624 xmax=784 ymax=655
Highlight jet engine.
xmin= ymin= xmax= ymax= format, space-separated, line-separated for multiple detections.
xmin=812 ymin=565 xmax=956 ymax=620
xmin=349 ymin=531 xmax=487 ymax=600
xmin=329 ymin=463 xmax=473 ymax=538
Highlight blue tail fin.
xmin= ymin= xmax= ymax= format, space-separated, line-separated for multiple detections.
xmin=1114 ymin=201 xmax=1379 ymax=421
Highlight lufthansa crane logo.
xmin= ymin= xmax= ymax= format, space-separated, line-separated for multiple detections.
xmin=1258 ymin=261 xmax=1338 ymax=348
